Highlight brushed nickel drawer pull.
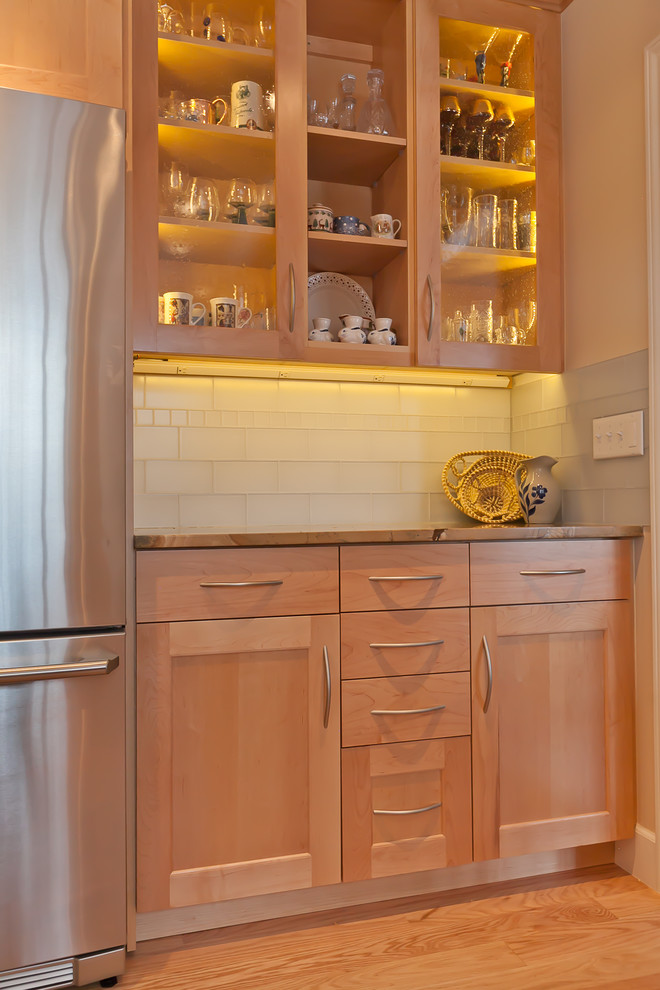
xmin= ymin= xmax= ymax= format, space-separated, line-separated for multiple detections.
xmin=519 ymin=569 xmax=586 ymax=576
xmin=370 ymin=704 xmax=446 ymax=716
xmin=374 ymin=802 xmax=442 ymax=816
xmin=322 ymin=644 xmax=331 ymax=729
xmin=482 ymin=634 xmax=493 ymax=714
xmin=199 ymin=580 xmax=284 ymax=588
xmin=370 ymin=639 xmax=445 ymax=649
xmin=0 ymin=655 xmax=119 ymax=684
xmin=426 ymin=274 xmax=435 ymax=342
xmin=368 ymin=574 xmax=444 ymax=582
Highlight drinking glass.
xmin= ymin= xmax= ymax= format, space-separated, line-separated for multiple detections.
xmin=440 ymin=94 xmax=461 ymax=156
xmin=307 ymin=96 xmax=319 ymax=126
xmin=203 ymin=3 xmax=231 ymax=41
xmin=256 ymin=182 xmax=275 ymax=225
xmin=339 ymin=73 xmax=357 ymax=131
xmin=468 ymin=98 xmax=494 ymax=160
xmin=518 ymin=209 xmax=537 ymax=252
xmin=473 ymin=193 xmax=498 ymax=248
xmin=255 ymin=6 xmax=274 ymax=47
xmin=493 ymin=105 xmax=515 ymax=162
xmin=469 ymin=300 xmax=494 ymax=343
xmin=443 ymin=184 xmax=473 ymax=245
xmin=326 ymin=97 xmax=339 ymax=129
xmin=498 ymin=198 xmax=518 ymax=250
xmin=188 ymin=177 xmax=221 ymax=220
xmin=161 ymin=161 xmax=190 ymax=217
xmin=228 ymin=177 xmax=256 ymax=224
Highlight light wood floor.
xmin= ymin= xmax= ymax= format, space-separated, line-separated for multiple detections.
xmin=121 ymin=868 xmax=660 ymax=989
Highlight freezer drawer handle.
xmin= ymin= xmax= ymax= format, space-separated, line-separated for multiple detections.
xmin=370 ymin=639 xmax=445 ymax=649
xmin=519 ymin=569 xmax=586 ymax=576
xmin=199 ymin=580 xmax=284 ymax=588
xmin=368 ymin=574 xmax=444 ymax=583
xmin=374 ymin=802 xmax=442 ymax=816
xmin=0 ymin=654 xmax=119 ymax=684
xmin=370 ymin=704 xmax=446 ymax=716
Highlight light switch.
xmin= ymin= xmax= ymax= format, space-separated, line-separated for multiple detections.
xmin=592 ymin=411 xmax=644 ymax=460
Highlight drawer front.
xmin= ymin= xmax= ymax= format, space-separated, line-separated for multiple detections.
xmin=341 ymin=608 xmax=470 ymax=679
xmin=136 ymin=547 xmax=339 ymax=622
xmin=340 ymin=544 xmax=469 ymax=612
xmin=342 ymin=672 xmax=470 ymax=747
xmin=470 ymin=540 xmax=633 ymax=606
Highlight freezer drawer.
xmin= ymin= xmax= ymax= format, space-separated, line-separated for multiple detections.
xmin=0 ymin=632 xmax=126 ymax=973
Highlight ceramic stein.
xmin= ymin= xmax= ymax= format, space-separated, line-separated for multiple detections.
xmin=231 ymin=80 xmax=264 ymax=130
xmin=367 ymin=328 xmax=397 ymax=345
xmin=307 ymin=203 xmax=333 ymax=232
xmin=163 ymin=291 xmax=205 ymax=326
xmin=515 ymin=455 xmax=561 ymax=524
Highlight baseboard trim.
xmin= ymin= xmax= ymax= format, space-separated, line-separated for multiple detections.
xmin=616 ymin=825 xmax=657 ymax=888
xmin=136 ymin=842 xmax=615 ymax=942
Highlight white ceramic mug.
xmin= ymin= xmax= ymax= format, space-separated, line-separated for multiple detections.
xmin=370 ymin=213 xmax=402 ymax=239
xmin=210 ymin=296 xmax=252 ymax=328
xmin=163 ymin=292 xmax=206 ymax=326
xmin=231 ymin=80 xmax=265 ymax=130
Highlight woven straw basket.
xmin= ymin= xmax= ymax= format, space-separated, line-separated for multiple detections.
xmin=442 ymin=449 xmax=530 ymax=523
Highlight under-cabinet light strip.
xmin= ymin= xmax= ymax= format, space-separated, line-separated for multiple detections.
xmin=132 ymin=356 xmax=512 ymax=389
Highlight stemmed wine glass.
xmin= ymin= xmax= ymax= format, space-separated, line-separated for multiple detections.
xmin=440 ymin=94 xmax=461 ymax=156
xmin=228 ymin=177 xmax=256 ymax=224
xmin=492 ymin=105 xmax=515 ymax=162
xmin=468 ymin=98 xmax=494 ymax=160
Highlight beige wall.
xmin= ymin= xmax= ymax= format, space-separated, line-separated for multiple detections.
xmin=562 ymin=0 xmax=660 ymax=369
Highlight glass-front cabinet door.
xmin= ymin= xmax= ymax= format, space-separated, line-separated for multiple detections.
xmin=416 ymin=0 xmax=562 ymax=372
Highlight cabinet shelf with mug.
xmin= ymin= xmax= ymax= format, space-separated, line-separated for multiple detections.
xmin=415 ymin=0 xmax=562 ymax=373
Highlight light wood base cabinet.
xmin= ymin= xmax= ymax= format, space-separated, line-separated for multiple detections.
xmin=471 ymin=600 xmax=635 ymax=862
xmin=137 ymin=613 xmax=341 ymax=912
xmin=342 ymin=737 xmax=472 ymax=881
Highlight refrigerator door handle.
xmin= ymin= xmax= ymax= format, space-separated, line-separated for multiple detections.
xmin=0 ymin=655 xmax=119 ymax=684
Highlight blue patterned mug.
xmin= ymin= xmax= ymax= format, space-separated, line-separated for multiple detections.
xmin=333 ymin=215 xmax=370 ymax=236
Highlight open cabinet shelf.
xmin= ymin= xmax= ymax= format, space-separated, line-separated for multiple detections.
xmin=308 ymin=231 xmax=407 ymax=276
xmin=307 ymin=127 xmax=406 ymax=185
xmin=159 ymin=218 xmax=276 ymax=266
xmin=158 ymin=34 xmax=274 ymax=93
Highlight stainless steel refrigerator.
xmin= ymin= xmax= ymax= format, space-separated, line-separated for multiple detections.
xmin=0 ymin=90 xmax=127 ymax=989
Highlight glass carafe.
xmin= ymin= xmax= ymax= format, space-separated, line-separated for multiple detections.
xmin=339 ymin=73 xmax=357 ymax=131
xmin=357 ymin=68 xmax=395 ymax=135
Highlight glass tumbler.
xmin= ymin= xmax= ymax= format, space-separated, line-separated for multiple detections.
xmin=499 ymin=198 xmax=518 ymax=250
xmin=474 ymin=194 xmax=498 ymax=248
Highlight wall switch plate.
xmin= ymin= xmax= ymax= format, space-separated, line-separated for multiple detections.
xmin=592 ymin=410 xmax=644 ymax=460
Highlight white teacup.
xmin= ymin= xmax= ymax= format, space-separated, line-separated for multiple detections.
xmin=370 ymin=213 xmax=402 ymax=239
xmin=367 ymin=328 xmax=397 ymax=345
xmin=338 ymin=326 xmax=367 ymax=343
xmin=163 ymin=292 xmax=206 ymax=326
xmin=375 ymin=317 xmax=393 ymax=331
xmin=210 ymin=296 xmax=252 ymax=328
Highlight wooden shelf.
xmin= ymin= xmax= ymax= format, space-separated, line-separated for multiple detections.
xmin=307 ymin=127 xmax=406 ymax=184
xmin=441 ymin=154 xmax=535 ymax=190
xmin=441 ymin=244 xmax=536 ymax=279
xmin=305 ymin=340 xmax=412 ymax=367
xmin=440 ymin=78 xmax=534 ymax=115
xmin=158 ymin=34 xmax=274 ymax=91
xmin=135 ymin=324 xmax=280 ymax=360
xmin=159 ymin=217 xmax=275 ymax=267
xmin=158 ymin=121 xmax=274 ymax=183
xmin=308 ymin=231 xmax=406 ymax=276
xmin=435 ymin=339 xmax=541 ymax=373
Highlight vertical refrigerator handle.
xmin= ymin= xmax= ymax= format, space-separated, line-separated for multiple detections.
xmin=0 ymin=655 xmax=119 ymax=684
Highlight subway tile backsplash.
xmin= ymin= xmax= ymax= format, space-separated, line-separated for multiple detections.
xmin=134 ymin=350 xmax=650 ymax=530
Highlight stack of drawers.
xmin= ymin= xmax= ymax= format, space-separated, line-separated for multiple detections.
xmin=339 ymin=544 xmax=473 ymax=882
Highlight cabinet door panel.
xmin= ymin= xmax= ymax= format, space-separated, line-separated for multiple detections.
xmin=471 ymin=601 xmax=635 ymax=862
xmin=137 ymin=614 xmax=341 ymax=912
xmin=342 ymin=738 xmax=472 ymax=881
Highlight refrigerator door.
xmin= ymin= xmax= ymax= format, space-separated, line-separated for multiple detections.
xmin=0 ymin=90 xmax=126 ymax=633
xmin=0 ymin=632 xmax=126 ymax=973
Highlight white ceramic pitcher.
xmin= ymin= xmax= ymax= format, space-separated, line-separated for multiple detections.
xmin=515 ymin=455 xmax=561 ymax=524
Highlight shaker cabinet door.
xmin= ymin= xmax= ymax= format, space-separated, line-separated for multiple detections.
xmin=137 ymin=613 xmax=341 ymax=912
xmin=471 ymin=600 xmax=635 ymax=862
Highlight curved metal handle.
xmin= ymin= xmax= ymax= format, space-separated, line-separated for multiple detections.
xmin=199 ymin=580 xmax=284 ymax=588
xmin=374 ymin=802 xmax=442 ymax=816
xmin=426 ymin=274 xmax=435 ymax=342
xmin=519 ymin=569 xmax=586 ymax=577
xmin=482 ymin=634 xmax=493 ymax=714
xmin=288 ymin=262 xmax=296 ymax=333
xmin=322 ymin=645 xmax=331 ymax=729
xmin=0 ymin=655 xmax=119 ymax=685
xmin=368 ymin=574 xmax=444 ymax=583
xmin=369 ymin=639 xmax=445 ymax=649
xmin=370 ymin=704 xmax=446 ymax=716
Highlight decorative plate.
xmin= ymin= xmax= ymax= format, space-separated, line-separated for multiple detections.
xmin=308 ymin=271 xmax=375 ymax=339
xmin=442 ymin=449 xmax=530 ymax=523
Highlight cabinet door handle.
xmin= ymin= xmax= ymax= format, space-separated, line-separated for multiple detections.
xmin=322 ymin=644 xmax=331 ymax=729
xmin=289 ymin=262 xmax=296 ymax=333
xmin=368 ymin=574 xmax=444 ymax=583
xmin=0 ymin=655 xmax=119 ymax=684
xmin=374 ymin=802 xmax=442 ymax=816
xmin=519 ymin=569 xmax=586 ymax=576
xmin=370 ymin=704 xmax=446 ymax=716
xmin=369 ymin=639 xmax=445 ymax=649
xmin=426 ymin=274 xmax=435 ymax=342
xmin=199 ymin=580 xmax=284 ymax=588
xmin=482 ymin=634 xmax=493 ymax=714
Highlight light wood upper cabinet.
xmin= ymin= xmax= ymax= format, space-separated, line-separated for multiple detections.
xmin=0 ymin=0 xmax=123 ymax=107
xmin=415 ymin=0 xmax=562 ymax=372
xmin=471 ymin=599 xmax=635 ymax=862
xmin=137 ymin=612 xmax=341 ymax=912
